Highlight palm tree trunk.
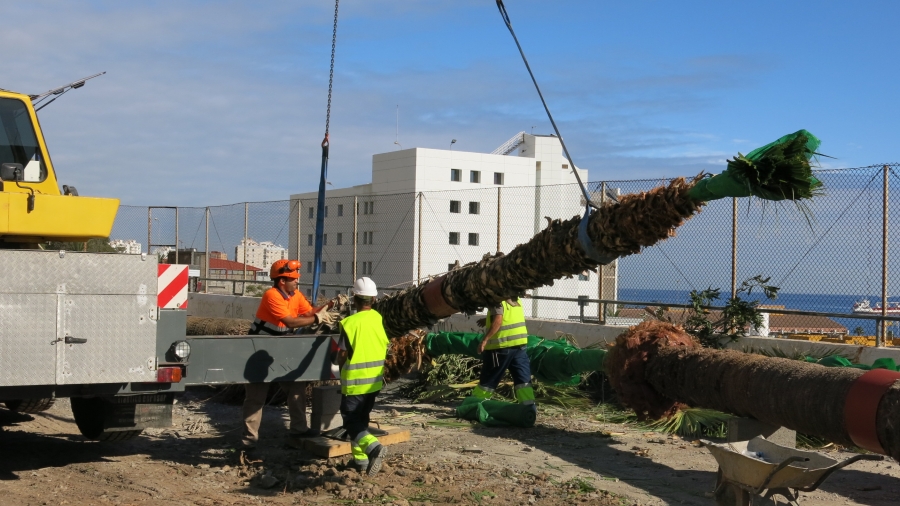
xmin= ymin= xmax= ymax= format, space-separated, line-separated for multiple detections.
xmin=606 ymin=321 xmax=900 ymax=460
xmin=375 ymin=176 xmax=703 ymax=337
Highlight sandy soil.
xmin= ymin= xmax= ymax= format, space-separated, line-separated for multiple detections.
xmin=1 ymin=384 xmax=899 ymax=506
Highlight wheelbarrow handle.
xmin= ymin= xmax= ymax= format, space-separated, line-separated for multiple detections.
xmin=754 ymin=456 xmax=809 ymax=495
xmin=796 ymin=454 xmax=884 ymax=493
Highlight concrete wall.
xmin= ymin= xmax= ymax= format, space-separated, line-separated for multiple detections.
xmin=188 ymin=293 xmax=261 ymax=321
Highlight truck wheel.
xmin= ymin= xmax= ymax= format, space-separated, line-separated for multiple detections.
xmin=5 ymin=398 xmax=55 ymax=413
xmin=71 ymin=397 xmax=144 ymax=441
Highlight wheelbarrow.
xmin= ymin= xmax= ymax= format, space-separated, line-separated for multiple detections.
xmin=702 ymin=436 xmax=883 ymax=505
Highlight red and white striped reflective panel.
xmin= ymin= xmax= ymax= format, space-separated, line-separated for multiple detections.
xmin=158 ymin=264 xmax=188 ymax=309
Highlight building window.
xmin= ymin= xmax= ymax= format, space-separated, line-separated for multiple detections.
xmin=337 ymin=233 xmax=343 ymax=245
xmin=449 ymin=232 xmax=460 ymax=245
xmin=468 ymin=233 xmax=479 ymax=246
xmin=362 ymin=201 xmax=374 ymax=215
xmin=324 ymin=206 xmax=329 ymax=217
xmin=322 ymin=262 xmax=327 ymax=274
xmin=306 ymin=288 xmax=311 ymax=297
xmin=335 ymin=290 xmax=341 ymax=297
xmin=360 ymin=261 xmax=373 ymax=275
xmin=323 ymin=234 xmax=327 ymax=246
xmin=307 ymin=262 xmax=312 ymax=273
xmin=494 ymin=172 xmax=504 ymax=185
xmin=450 ymin=200 xmax=461 ymax=213
xmin=336 ymin=261 xmax=342 ymax=274
xmin=338 ymin=204 xmax=344 ymax=216
xmin=578 ymin=271 xmax=590 ymax=281
xmin=470 ymin=170 xmax=480 ymax=183
xmin=307 ymin=234 xmax=313 ymax=246
xmin=308 ymin=207 xmax=314 ymax=219
xmin=562 ymin=164 xmax=569 ymax=169
xmin=361 ymin=231 xmax=374 ymax=245
xmin=448 ymin=263 xmax=456 ymax=272
xmin=368 ymin=231 xmax=374 ymax=244
xmin=451 ymin=169 xmax=461 ymax=182
xmin=469 ymin=202 xmax=480 ymax=215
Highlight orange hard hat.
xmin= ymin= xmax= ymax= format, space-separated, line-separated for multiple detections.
xmin=270 ymin=259 xmax=301 ymax=280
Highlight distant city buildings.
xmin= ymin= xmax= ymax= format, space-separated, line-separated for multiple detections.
xmin=110 ymin=239 xmax=142 ymax=254
xmin=235 ymin=239 xmax=288 ymax=271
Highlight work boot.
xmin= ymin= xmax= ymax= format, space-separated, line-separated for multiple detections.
xmin=366 ymin=444 xmax=386 ymax=476
xmin=349 ymin=458 xmax=369 ymax=474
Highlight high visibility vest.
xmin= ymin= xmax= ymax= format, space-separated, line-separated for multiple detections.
xmin=339 ymin=309 xmax=390 ymax=395
xmin=484 ymin=299 xmax=528 ymax=350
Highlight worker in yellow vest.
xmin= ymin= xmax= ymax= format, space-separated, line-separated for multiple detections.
xmin=475 ymin=298 xmax=536 ymax=410
xmin=336 ymin=277 xmax=390 ymax=475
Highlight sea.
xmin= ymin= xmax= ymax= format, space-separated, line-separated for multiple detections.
xmin=616 ymin=288 xmax=883 ymax=336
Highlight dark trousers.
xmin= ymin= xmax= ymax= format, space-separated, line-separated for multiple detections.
xmin=479 ymin=346 xmax=531 ymax=389
xmin=341 ymin=391 xmax=379 ymax=440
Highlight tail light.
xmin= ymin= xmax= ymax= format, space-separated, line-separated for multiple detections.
xmin=157 ymin=366 xmax=183 ymax=383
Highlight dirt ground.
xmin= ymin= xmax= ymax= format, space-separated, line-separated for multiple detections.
xmin=2 ymin=383 xmax=899 ymax=506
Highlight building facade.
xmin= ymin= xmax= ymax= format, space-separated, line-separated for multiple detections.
xmin=289 ymin=133 xmax=617 ymax=320
xmin=235 ymin=239 xmax=288 ymax=271
xmin=110 ymin=239 xmax=143 ymax=254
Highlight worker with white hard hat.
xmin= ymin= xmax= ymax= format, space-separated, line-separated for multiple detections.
xmin=335 ymin=277 xmax=390 ymax=475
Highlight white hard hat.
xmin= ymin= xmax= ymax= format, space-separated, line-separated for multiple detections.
xmin=353 ymin=277 xmax=378 ymax=297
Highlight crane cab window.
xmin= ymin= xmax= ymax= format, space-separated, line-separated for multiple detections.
xmin=0 ymin=98 xmax=47 ymax=183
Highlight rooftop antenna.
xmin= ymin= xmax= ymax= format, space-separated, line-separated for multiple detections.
xmin=394 ymin=105 xmax=402 ymax=150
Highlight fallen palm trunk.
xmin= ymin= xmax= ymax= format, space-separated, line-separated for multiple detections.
xmin=607 ymin=321 xmax=900 ymax=461
xmin=376 ymin=131 xmax=822 ymax=337
xmin=425 ymin=331 xmax=606 ymax=386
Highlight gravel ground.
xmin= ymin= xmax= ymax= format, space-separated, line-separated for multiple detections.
xmin=1 ymin=383 xmax=899 ymax=506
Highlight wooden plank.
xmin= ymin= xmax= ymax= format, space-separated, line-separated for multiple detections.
xmin=302 ymin=426 xmax=410 ymax=458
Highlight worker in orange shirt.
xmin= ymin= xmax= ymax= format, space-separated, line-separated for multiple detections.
xmin=242 ymin=259 xmax=333 ymax=450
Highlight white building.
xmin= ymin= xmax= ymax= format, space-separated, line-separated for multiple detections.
xmin=289 ymin=133 xmax=617 ymax=320
xmin=110 ymin=239 xmax=142 ymax=254
xmin=235 ymin=239 xmax=288 ymax=271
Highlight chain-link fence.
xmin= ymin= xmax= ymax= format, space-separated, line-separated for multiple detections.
xmin=110 ymin=164 xmax=900 ymax=343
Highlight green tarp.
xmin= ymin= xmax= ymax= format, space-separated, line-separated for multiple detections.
xmin=424 ymin=332 xmax=608 ymax=385
xmin=456 ymin=396 xmax=537 ymax=428
xmin=807 ymin=355 xmax=899 ymax=371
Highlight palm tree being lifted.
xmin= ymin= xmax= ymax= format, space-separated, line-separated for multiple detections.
xmin=373 ymin=131 xmax=900 ymax=462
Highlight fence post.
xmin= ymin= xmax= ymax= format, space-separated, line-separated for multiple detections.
xmin=147 ymin=208 xmax=152 ymax=255
xmin=174 ymin=207 xmax=180 ymax=263
xmin=417 ymin=193 xmax=423 ymax=284
xmin=353 ymin=196 xmax=358 ymax=282
xmin=204 ymin=207 xmax=210 ymax=293
xmin=880 ymin=165 xmax=889 ymax=347
xmin=295 ymin=199 xmax=302 ymax=265
xmin=496 ymin=187 xmax=501 ymax=253
xmin=242 ymin=202 xmax=248 ymax=296
xmin=598 ymin=182 xmax=606 ymax=324
xmin=731 ymin=197 xmax=738 ymax=299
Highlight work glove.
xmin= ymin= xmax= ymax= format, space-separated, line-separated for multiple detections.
xmin=314 ymin=307 xmax=335 ymax=326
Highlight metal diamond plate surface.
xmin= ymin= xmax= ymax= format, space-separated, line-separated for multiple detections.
xmin=61 ymin=295 xmax=157 ymax=384
xmin=0 ymin=250 xmax=159 ymax=387
xmin=0 ymin=250 xmax=157 ymax=295
xmin=0 ymin=294 xmax=58 ymax=386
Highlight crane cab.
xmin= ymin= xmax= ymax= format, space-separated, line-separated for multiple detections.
xmin=0 ymin=89 xmax=118 ymax=245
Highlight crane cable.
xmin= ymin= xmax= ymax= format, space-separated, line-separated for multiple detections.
xmin=495 ymin=0 xmax=613 ymax=264
xmin=312 ymin=0 xmax=340 ymax=301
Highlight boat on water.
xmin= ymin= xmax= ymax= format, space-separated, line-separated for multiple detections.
xmin=852 ymin=299 xmax=900 ymax=314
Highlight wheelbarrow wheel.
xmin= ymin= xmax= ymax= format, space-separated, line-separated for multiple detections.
xmin=715 ymin=469 xmax=751 ymax=506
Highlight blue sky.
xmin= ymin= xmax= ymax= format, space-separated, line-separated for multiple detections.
xmin=4 ymin=1 xmax=898 ymax=206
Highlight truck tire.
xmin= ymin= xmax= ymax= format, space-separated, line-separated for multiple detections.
xmin=5 ymin=398 xmax=55 ymax=413
xmin=70 ymin=396 xmax=143 ymax=441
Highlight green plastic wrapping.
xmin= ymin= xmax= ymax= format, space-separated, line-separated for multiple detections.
xmin=424 ymin=332 xmax=608 ymax=385
xmin=688 ymin=129 xmax=823 ymax=202
xmin=812 ymin=355 xmax=899 ymax=371
xmin=455 ymin=396 xmax=537 ymax=428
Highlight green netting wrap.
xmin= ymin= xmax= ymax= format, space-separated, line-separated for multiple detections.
xmin=806 ymin=355 xmax=899 ymax=371
xmin=455 ymin=396 xmax=537 ymax=428
xmin=687 ymin=129 xmax=824 ymax=202
xmin=424 ymin=332 xmax=608 ymax=386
